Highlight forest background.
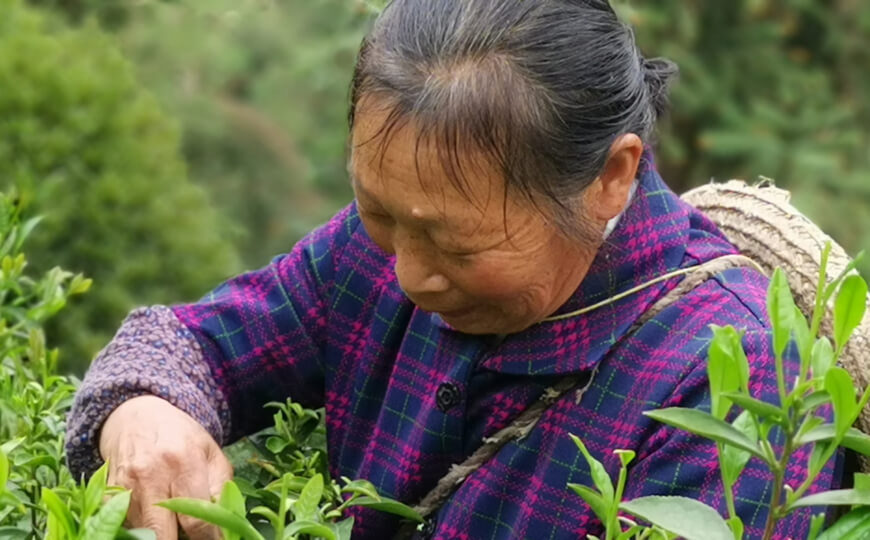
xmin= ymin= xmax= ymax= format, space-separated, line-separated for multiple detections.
xmin=3 ymin=0 xmax=869 ymax=374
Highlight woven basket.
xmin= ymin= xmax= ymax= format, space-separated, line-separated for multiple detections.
xmin=681 ymin=180 xmax=870 ymax=439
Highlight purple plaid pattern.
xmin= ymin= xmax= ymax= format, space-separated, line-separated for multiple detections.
xmin=67 ymin=156 xmax=840 ymax=539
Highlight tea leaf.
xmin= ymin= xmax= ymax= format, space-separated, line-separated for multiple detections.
xmin=83 ymin=462 xmax=109 ymax=522
xmin=341 ymin=479 xmax=380 ymax=501
xmin=292 ymin=473 xmax=323 ymax=522
xmin=810 ymin=338 xmax=835 ymax=381
xmin=720 ymin=410 xmax=757 ymax=486
xmin=796 ymin=425 xmax=870 ymax=456
xmin=115 ymin=529 xmax=158 ymax=540
xmin=816 ymin=506 xmax=870 ymax=540
xmin=219 ymin=480 xmax=246 ymax=516
xmin=620 ymin=496 xmax=732 ymax=540
xmin=614 ymin=449 xmax=636 ymax=468
xmin=349 ymin=496 xmax=425 ymax=523
xmin=834 ymin=275 xmax=868 ymax=354
xmin=707 ymin=327 xmax=744 ymax=419
xmin=0 ymin=449 xmax=8 ymax=493
xmin=83 ymin=490 xmax=131 ymax=540
xmin=791 ymin=488 xmax=870 ymax=508
xmin=40 ymin=488 xmax=76 ymax=539
xmin=569 ymin=435 xmax=614 ymax=503
xmin=331 ymin=517 xmax=355 ymax=540
xmin=719 ymin=392 xmax=785 ymax=424
xmin=767 ymin=268 xmax=797 ymax=359
xmin=568 ymin=484 xmax=609 ymax=524
xmin=157 ymin=498 xmax=265 ymax=540
xmin=284 ymin=520 xmax=336 ymax=540
xmin=643 ymin=408 xmax=765 ymax=460
xmin=825 ymin=367 xmax=857 ymax=437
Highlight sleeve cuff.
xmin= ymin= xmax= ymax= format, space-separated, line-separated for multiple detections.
xmin=64 ymin=306 xmax=231 ymax=479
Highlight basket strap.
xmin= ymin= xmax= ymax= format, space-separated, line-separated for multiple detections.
xmin=395 ymin=254 xmax=761 ymax=537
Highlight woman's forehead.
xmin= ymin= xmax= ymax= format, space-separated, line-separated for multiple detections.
xmin=349 ymin=106 xmax=507 ymax=214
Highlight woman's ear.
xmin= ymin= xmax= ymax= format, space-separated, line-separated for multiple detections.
xmin=588 ymin=134 xmax=644 ymax=222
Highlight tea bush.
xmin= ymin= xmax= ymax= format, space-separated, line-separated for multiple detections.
xmin=0 ymin=192 xmax=420 ymax=539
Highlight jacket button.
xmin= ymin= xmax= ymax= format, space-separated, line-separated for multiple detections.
xmin=436 ymin=382 xmax=461 ymax=412
xmin=418 ymin=517 xmax=436 ymax=539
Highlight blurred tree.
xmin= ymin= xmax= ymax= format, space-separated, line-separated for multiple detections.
xmin=19 ymin=0 xmax=870 ymax=278
xmin=616 ymin=0 xmax=870 ymax=275
xmin=109 ymin=0 xmax=377 ymax=264
xmin=0 ymin=0 xmax=241 ymax=372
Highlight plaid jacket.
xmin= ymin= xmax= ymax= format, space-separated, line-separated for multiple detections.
xmin=67 ymin=157 xmax=838 ymax=539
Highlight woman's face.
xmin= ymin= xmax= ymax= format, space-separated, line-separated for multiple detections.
xmin=350 ymin=106 xmax=610 ymax=335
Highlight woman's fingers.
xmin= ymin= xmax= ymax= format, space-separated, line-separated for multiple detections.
xmin=99 ymin=396 xmax=232 ymax=539
xmin=207 ymin=446 xmax=235 ymax=500
xmin=172 ymin=459 xmax=221 ymax=540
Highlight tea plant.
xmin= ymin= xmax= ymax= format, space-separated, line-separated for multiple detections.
xmin=569 ymin=246 xmax=870 ymax=540
xmin=166 ymin=400 xmax=424 ymax=539
xmin=0 ymin=191 xmax=90 ymax=539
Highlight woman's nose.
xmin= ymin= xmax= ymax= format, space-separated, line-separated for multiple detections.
xmin=393 ymin=235 xmax=450 ymax=296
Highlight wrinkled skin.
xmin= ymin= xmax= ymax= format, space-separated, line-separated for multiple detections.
xmin=100 ymin=396 xmax=233 ymax=540
xmin=100 ymin=102 xmax=642 ymax=537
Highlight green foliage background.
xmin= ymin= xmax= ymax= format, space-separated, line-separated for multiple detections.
xmin=5 ymin=0 xmax=869 ymax=373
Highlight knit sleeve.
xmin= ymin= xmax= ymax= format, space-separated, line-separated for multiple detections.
xmin=64 ymin=306 xmax=228 ymax=479
xmin=65 ymin=203 xmax=361 ymax=479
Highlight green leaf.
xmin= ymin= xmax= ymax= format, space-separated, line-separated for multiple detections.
xmin=834 ymin=275 xmax=868 ymax=353
xmin=218 ymin=481 xmax=246 ymax=540
xmin=619 ymin=496 xmax=733 ymax=540
xmin=614 ymin=449 xmax=636 ymax=468
xmin=349 ymin=496 xmax=425 ymax=523
xmin=816 ymin=506 xmax=870 ymax=540
xmin=791 ymin=488 xmax=870 ymax=508
xmin=720 ymin=392 xmax=785 ymax=423
xmin=797 ymin=425 xmax=870 ymax=456
xmin=83 ymin=491 xmax=131 ymax=540
xmin=810 ymin=338 xmax=835 ymax=381
xmin=84 ymin=462 xmax=109 ymax=521
xmin=284 ymin=520 xmax=337 ymax=540
xmin=292 ymin=473 xmax=324 ymax=522
xmin=568 ymin=484 xmax=610 ymax=524
xmin=643 ymin=408 xmax=765 ymax=460
xmin=825 ymin=367 xmax=857 ymax=437
xmin=707 ymin=326 xmax=745 ymax=419
xmin=0 ymin=449 xmax=8 ymax=493
xmin=856 ymin=473 xmax=870 ymax=492
xmin=330 ymin=517 xmax=355 ymax=540
xmin=40 ymin=487 xmax=77 ymax=539
xmin=767 ymin=268 xmax=797 ymax=359
xmin=115 ymin=529 xmax=158 ymax=540
xmin=792 ymin=305 xmax=812 ymax=372
xmin=219 ymin=480 xmax=247 ymax=516
xmin=265 ymin=436 xmax=289 ymax=454
xmin=798 ymin=391 xmax=832 ymax=416
xmin=807 ymin=513 xmax=826 ymax=540
xmin=341 ymin=479 xmax=381 ymax=501
xmin=720 ymin=410 xmax=757 ymax=486
xmin=569 ymin=434 xmax=615 ymax=503
xmin=157 ymin=498 xmax=265 ymax=540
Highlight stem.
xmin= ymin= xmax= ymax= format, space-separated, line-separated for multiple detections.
xmin=761 ymin=434 xmax=794 ymax=540
xmin=607 ymin=462 xmax=630 ymax=539
xmin=275 ymin=474 xmax=290 ymax=539
xmin=716 ymin=441 xmax=739 ymax=538
xmin=808 ymin=244 xmax=831 ymax=340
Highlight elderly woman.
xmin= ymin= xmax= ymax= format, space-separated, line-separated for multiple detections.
xmin=66 ymin=1 xmax=840 ymax=538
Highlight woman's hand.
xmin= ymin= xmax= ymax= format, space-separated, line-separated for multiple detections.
xmin=99 ymin=395 xmax=234 ymax=540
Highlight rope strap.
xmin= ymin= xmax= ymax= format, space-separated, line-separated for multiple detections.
xmin=395 ymin=254 xmax=761 ymax=538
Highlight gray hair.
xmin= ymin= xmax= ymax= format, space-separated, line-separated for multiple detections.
xmin=349 ymin=0 xmax=677 ymax=238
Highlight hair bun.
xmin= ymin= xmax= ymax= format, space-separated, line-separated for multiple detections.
xmin=642 ymin=57 xmax=678 ymax=119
